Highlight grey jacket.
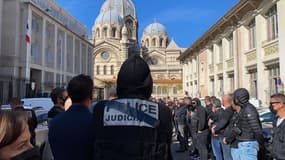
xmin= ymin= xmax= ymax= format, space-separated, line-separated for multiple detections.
xmin=272 ymin=118 xmax=285 ymax=160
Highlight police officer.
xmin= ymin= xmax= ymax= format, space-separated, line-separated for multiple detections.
xmin=270 ymin=93 xmax=285 ymax=159
xmin=92 ymin=54 xmax=173 ymax=160
xmin=189 ymin=98 xmax=209 ymax=160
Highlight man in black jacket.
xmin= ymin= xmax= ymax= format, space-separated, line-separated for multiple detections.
xmin=48 ymin=87 xmax=65 ymax=119
xmin=49 ymin=74 xmax=95 ymax=160
xmin=189 ymin=98 xmax=209 ymax=160
xmin=92 ymin=54 xmax=173 ymax=160
xmin=270 ymin=93 xmax=285 ymax=159
xmin=212 ymin=94 xmax=234 ymax=160
xmin=229 ymin=88 xmax=264 ymax=160
xmin=209 ymin=98 xmax=224 ymax=160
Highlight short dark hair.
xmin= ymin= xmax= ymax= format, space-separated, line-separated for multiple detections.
xmin=50 ymin=87 xmax=65 ymax=104
xmin=67 ymin=74 xmax=94 ymax=103
xmin=205 ymin=96 xmax=211 ymax=102
xmin=271 ymin=93 xmax=285 ymax=104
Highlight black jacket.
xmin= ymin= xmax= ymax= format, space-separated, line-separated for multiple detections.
xmin=233 ymin=88 xmax=264 ymax=145
xmin=211 ymin=108 xmax=224 ymax=136
xmin=48 ymin=106 xmax=64 ymax=119
xmin=190 ymin=98 xmax=208 ymax=135
xmin=214 ymin=106 xmax=234 ymax=135
xmin=271 ymin=118 xmax=285 ymax=159
xmin=93 ymin=54 xmax=173 ymax=160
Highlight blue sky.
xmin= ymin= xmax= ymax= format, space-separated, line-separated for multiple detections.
xmin=56 ymin=0 xmax=238 ymax=48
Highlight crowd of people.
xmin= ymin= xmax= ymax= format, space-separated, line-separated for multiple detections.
xmin=0 ymin=54 xmax=285 ymax=160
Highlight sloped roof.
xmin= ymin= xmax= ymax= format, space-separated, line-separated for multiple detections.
xmin=166 ymin=39 xmax=180 ymax=50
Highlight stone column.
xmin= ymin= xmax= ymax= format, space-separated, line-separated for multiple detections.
xmin=256 ymin=14 xmax=268 ymax=104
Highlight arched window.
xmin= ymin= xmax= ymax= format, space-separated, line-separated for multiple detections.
xmin=103 ymin=65 xmax=107 ymax=75
xmin=112 ymin=28 xmax=116 ymax=37
xmin=152 ymin=38 xmax=156 ymax=47
xmin=103 ymin=28 xmax=107 ymax=37
xmin=96 ymin=28 xmax=100 ymax=38
xmin=110 ymin=65 xmax=114 ymax=75
xmin=160 ymin=38 xmax=163 ymax=47
xmin=96 ymin=65 xmax=100 ymax=75
xmin=146 ymin=39 xmax=149 ymax=47
xmin=157 ymin=86 xmax=161 ymax=95
xmin=173 ymin=87 xmax=177 ymax=94
xmin=126 ymin=19 xmax=133 ymax=39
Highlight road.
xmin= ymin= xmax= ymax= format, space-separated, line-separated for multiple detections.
xmin=171 ymin=140 xmax=190 ymax=160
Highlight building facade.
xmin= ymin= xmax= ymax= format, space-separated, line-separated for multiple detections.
xmin=0 ymin=0 xmax=94 ymax=103
xmin=179 ymin=0 xmax=285 ymax=105
xmin=92 ymin=0 xmax=184 ymax=99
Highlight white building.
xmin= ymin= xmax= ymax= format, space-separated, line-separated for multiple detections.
xmin=179 ymin=0 xmax=285 ymax=106
xmin=0 ymin=0 xmax=94 ymax=103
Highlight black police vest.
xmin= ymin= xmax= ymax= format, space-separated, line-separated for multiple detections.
xmin=93 ymin=99 xmax=168 ymax=160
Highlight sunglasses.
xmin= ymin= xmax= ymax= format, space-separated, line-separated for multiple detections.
xmin=270 ymin=102 xmax=281 ymax=105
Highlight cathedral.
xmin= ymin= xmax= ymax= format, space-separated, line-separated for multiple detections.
xmin=92 ymin=0 xmax=185 ymax=99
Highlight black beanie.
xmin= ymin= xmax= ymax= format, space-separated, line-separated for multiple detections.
xmin=116 ymin=54 xmax=153 ymax=99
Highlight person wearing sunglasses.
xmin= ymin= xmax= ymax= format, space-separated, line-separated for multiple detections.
xmin=270 ymin=93 xmax=285 ymax=160
xmin=189 ymin=98 xmax=209 ymax=160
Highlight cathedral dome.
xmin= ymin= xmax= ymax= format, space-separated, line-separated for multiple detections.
xmin=143 ymin=22 xmax=168 ymax=37
xmin=95 ymin=10 xmax=124 ymax=26
xmin=100 ymin=0 xmax=136 ymax=18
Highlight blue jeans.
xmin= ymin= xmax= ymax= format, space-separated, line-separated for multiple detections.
xmin=211 ymin=137 xmax=223 ymax=160
xmin=231 ymin=141 xmax=259 ymax=160
xmin=221 ymin=140 xmax=233 ymax=160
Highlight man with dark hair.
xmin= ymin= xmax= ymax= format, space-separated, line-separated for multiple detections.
xmin=48 ymin=87 xmax=65 ymax=119
xmin=9 ymin=97 xmax=38 ymax=146
xmin=92 ymin=54 xmax=173 ymax=160
xmin=49 ymin=74 xmax=95 ymax=160
xmin=270 ymin=93 xmax=285 ymax=159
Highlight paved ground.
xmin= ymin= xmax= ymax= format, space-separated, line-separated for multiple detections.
xmin=171 ymin=140 xmax=190 ymax=160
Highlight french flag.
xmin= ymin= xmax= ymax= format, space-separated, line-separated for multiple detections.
xmin=25 ymin=22 xmax=31 ymax=43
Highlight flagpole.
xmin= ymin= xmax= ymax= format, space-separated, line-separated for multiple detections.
xmin=25 ymin=6 xmax=32 ymax=83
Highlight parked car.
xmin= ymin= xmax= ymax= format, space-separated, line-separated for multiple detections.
xmin=22 ymin=98 xmax=53 ymax=111
xmin=35 ymin=110 xmax=49 ymax=147
xmin=0 ymin=104 xmax=11 ymax=110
